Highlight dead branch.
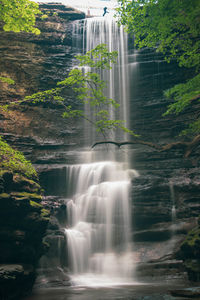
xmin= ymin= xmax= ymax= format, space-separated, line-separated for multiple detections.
xmin=92 ymin=135 xmax=200 ymax=158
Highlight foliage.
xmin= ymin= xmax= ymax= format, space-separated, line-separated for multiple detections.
xmin=0 ymin=76 xmax=15 ymax=85
xmin=0 ymin=0 xmax=41 ymax=34
xmin=164 ymin=74 xmax=200 ymax=115
xmin=116 ymin=0 xmax=200 ymax=69
xmin=163 ymin=74 xmax=200 ymax=136
xmin=116 ymin=0 xmax=200 ymax=136
xmin=5 ymin=44 xmax=138 ymax=138
xmin=0 ymin=136 xmax=37 ymax=179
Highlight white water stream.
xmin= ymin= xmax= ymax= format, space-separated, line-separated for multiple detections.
xmin=64 ymin=17 xmax=138 ymax=286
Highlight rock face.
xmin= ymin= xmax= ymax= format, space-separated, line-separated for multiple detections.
xmin=0 ymin=171 xmax=49 ymax=299
xmin=176 ymin=218 xmax=200 ymax=282
xmin=0 ymin=4 xmax=85 ymax=297
xmin=0 ymin=3 xmax=85 ymax=103
xmin=126 ymin=48 xmax=200 ymax=280
xmin=0 ymin=2 xmax=199 ymax=287
xmin=0 ymin=2 xmax=85 ymax=157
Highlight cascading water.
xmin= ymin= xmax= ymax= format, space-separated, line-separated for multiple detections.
xmin=64 ymin=17 xmax=138 ymax=286
xmin=72 ymin=17 xmax=130 ymax=144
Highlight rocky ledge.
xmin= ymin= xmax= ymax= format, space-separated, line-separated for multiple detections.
xmin=176 ymin=218 xmax=200 ymax=282
xmin=0 ymin=170 xmax=50 ymax=299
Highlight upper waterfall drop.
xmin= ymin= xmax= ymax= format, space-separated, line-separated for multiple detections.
xmin=72 ymin=16 xmax=130 ymax=146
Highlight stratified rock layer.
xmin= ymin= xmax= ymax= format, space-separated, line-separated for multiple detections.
xmin=0 ymin=170 xmax=50 ymax=299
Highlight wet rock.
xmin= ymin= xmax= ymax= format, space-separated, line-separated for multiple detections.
xmin=133 ymin=228 xmax=172 ymax=242
xmin=136 ymin=259 xmax=186 ymax=281
xmin=170 ymin=287 xmax=200 ymax=298
xmin=176 ymin=223 xmax=200 ymax=281
xmin=0 ymin=264 xmax=35 ymax=299
xmin=35 ymin=266 xmax=70 ymax=288
xmin=0 ymin=170 xmax=50 ymax=298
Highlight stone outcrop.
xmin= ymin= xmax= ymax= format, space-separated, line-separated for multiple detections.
xmin=0 ymin=170 xmax=50 ymax=299
xmin=175 ymin=218 xmax=200 ymax=282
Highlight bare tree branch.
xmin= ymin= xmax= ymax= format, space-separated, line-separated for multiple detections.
xmin=92 ymin=135 xmax=200 ymax=158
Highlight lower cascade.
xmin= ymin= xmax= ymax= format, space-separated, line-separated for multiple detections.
xmin=65 ymin=160 xmax=136 ymax=286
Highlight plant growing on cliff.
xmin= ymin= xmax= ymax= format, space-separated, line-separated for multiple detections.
xmin=0 ymin=0 xmax=42 ymax=85
xmin=0 ymin=0 xmax=41 ymax=34
xmin=5 ymin=44 xmax=138 ymax=138
xmin=0 ymin=136 xmax=37 ymax=179
xmin=116 ymin=0 xmax=200 ymax=136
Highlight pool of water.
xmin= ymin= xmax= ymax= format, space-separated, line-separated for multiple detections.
xmin=25 ymin=281 xmax=191 ymax=300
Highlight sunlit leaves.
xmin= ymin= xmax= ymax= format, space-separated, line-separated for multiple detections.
xmin=24 ymin=88 xmax=63 ymax=104
xmin=163 ymin=74 xmax=200 ymax=135
xmin=76 ymin=44 xmax=118 ymax=69
xmin=0 ymin=0 xmax=41 ymax=34
xmin=2 ymin=44 xmax=138 ymax=139
xmin=164 ymin=74 xmax=200 ymax=115
xmin=116 ymin=0 xmax=200 ymax=137
xmin=116 ymin=0 xmax=200 ymax=69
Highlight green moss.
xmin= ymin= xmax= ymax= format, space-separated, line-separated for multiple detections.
xmin=13 ymin=174 xmax=41 ymax=193
xmin=0 ymin=136 xmax=37 ymax=179
xmin=11 ymin=192 xmax=42 ymax=202
xmin=41 ymin=208 xmax=49 ymax=217
xmin=0 ymin=193 xmax=10 ymax=199
xmin=183 ymin=227 xmax=200 ymax=247
xmin=30 ymin=200 xmax=43 ymax=209
xmin=179 ymin=226 xmax=200 ymax=260
xmin=185 ymin=260 xmax=200 ymax=272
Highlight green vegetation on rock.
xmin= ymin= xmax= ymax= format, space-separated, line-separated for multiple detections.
xmin=0 ymin=76 xmax=15 ymax=85
xmin=0 ymin=136 xmax=37 ymax=179
xmin=4 ymin=44 xmax=138 ymax=138
xmin=179 ymin=226 xmax=200 ymax=259
xmin=177 ymin=221 xmax=200 ymax=281
xmin=0 ymin=0 xmax=41 ymax=34
xmin=116 ymin=0 xmax=200 ymax=136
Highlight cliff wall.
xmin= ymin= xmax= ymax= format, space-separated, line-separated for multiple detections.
xmin=0 ymin=3 xmax=199 ymax=286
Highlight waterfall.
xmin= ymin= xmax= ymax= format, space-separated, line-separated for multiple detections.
xmin=169 ymin=181 xmax=177 ymax=236
xmin=72 ymin=17 xmax=130 ymax=145
xmin=64 ymin=17 xmax=137 ymax=286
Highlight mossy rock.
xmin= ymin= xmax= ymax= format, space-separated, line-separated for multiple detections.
xmin=177 ymin=220 xmax=200 ymax=282
xmin=179 ymin=226 xmax=200 ymax=259
xmin=11 ymin=192 xmax=42 ymax=202
xmin=0 ymin=136 xmax=37 ymax=180
xmin=184 ymin=259 xmax=200 ymax=281
xmin=30 ymin=200 xmax=43 ymax=209
xmin=13 ymin=174 xmax=41 ymax=193
xmin=0 ymin=193 xmax=10 ymax=200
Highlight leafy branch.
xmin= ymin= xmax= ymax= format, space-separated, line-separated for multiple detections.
xmin=1 ymin=44 xmax=138 ymax=139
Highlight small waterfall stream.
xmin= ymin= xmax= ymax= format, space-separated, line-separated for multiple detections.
xmin=63 ymin=17 xmax=138 ymax=286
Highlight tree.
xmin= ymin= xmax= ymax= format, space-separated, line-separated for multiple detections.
xmin=116 ymin=0 xmax=200 ymax=136
xmin=1 ymin=44 xmax=138 ymax=138
xmin=0 ymin=0 xmax=42 ymax=84
xmin=0 ymin=0 xmax=41 ymax=34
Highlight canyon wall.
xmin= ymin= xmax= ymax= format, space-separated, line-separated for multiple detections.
xmin=0 ymin=3 xmax=199 ymax=287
